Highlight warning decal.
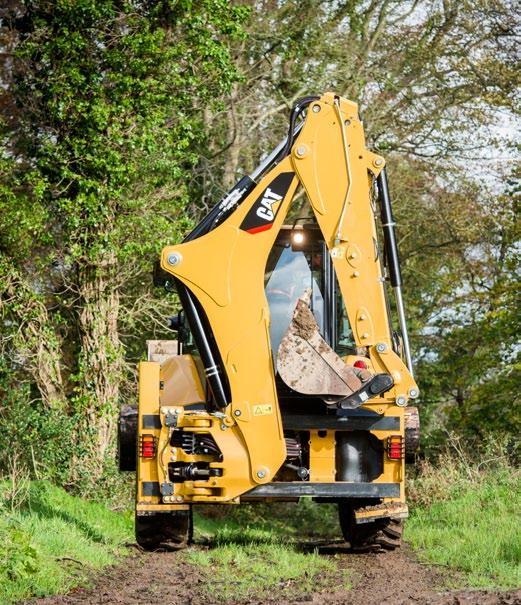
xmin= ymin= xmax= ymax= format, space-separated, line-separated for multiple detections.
xmin=252 ymin=404 xmax=273 ymax=416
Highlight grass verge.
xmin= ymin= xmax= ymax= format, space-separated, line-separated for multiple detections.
xmin=186 ymin=500 xmax=349 ymax=602
xmin=0 ymin=479 xmax=133 ymax=604
xmin=406 ymin=444 xmax=521 ymax=590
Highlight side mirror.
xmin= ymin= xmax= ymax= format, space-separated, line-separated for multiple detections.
xmin=168 ymin=313 xmax=184 ymax=330
xmin=168 ymin=312 xmax=189 ymax=342
xmin=153 ymin=260 xmax=175 ymax=290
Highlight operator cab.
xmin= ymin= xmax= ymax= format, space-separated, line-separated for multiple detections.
xmin=265 ymin=224 xmax=367 ymax=411
xmin=265 ymin=224 xmax=356 ymax=361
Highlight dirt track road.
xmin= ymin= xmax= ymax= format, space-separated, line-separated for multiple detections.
xmin=29 ymin=540 xmax=521 ymax=605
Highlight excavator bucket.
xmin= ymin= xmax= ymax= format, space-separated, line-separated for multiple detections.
xmin=277 ymin=291 xmax=393 ymax=408
xmin=277 ymin=290 xmax=362 ymax=398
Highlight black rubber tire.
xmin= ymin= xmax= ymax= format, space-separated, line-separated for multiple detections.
xmin=135 ymin=508 xmax=193 ymax=551
xmin=338 ymin=501 xmax=403 ymax=552
xmin=404 ymin=406 xmax=421 ymax=463
xmin=118 ymin=405 xmax=137 ymax=472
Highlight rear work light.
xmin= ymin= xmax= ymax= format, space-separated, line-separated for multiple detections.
xmin=386 ymin=435 xmax=404 ymax=460
xmin=140 ymin=434 xmax=157 ymax=458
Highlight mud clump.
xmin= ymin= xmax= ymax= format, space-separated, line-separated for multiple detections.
xmin=317 ymin=341 xmax=329 ymax=354
xmin=291 ymin=301 xmax=318 ymax=341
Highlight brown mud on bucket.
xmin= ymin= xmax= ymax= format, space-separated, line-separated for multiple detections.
xmin=276 ymin=289 xmax=370 ymax=402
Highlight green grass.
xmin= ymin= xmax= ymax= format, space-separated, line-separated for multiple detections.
xmin=3 ymin=443 xmax=517 ymax=603
xmin=192 ymin=447 xmax=521 ymax=598
xmin=406 ymin=462 xmax=521 ymax=589
xmin=195 ymin=498 xmax=340 ymax=541
xmin=0 ymin=480 xmax=133 ymax=604
xmin=187 ymin=500 xmax=348 ymax=602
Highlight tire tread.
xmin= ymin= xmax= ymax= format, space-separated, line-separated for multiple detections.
xmin=338 ymin=501 xmax=404 ymax=552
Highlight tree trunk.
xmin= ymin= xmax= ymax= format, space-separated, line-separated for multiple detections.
xmin=74 ymin=250 xmax=124 ymax=480
xmin=0 ymin=263 xmax=66 ymax=410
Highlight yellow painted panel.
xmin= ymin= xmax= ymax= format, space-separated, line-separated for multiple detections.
xmin=160 ymin=354 xmax=205 ymax=406
xmin=137 ymin=361 xmax=161 ymax=505
xmin=309 ymin=430 xmax=336 ymax=482
xmin=160 ymin=160 xmax=298 ymax=495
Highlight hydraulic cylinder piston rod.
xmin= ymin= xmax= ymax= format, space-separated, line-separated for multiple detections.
xmin=174 ymin=278 xmax=230 ymax=409
xmin=376 ymin=169 xmax=414 ymax=376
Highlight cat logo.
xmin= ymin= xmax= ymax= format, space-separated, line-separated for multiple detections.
xmin=255 ymin=188 xmax=283 ymax=221
xmin=239 ymin=172 xmax=294 ymax=234
xmin=252 ymin=404 xmax=273 ymax=416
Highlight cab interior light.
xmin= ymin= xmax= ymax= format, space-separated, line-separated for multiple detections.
xmin=291 ymin=230 xmax=305 ymax=245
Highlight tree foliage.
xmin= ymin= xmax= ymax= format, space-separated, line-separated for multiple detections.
xmin=0 ymin=0 xmax=247 ymax=486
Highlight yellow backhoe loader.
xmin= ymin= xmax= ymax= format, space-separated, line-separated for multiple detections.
xmin=119 ymin=92 xmax=420 ymax=551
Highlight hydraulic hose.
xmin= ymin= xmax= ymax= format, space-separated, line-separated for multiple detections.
xmin=273 ymin=95 xmax=320 ymax=164
xmin=175 ymin=278 xmax=230 ymax=409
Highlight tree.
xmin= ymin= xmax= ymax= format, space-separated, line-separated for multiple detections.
xmin=191 ymin=0 xmax=519 ymax=441
xmin=193 ymin=0 xmax=517 ymax=201
xmin=413 ymin=170 xmax=520 ymax=445
xmin=0 ymin=0 xmax=517 ymax=487
xmin=0 ymin=0 xmax=247 ymax=485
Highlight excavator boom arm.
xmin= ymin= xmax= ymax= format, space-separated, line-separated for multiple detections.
xmin=157 ymin=93 xmax=418 ymax=500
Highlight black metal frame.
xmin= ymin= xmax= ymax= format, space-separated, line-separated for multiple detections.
xmin=246 ymin=482 xmax=400 ymax=498
xmin=282 ymin=414 xmax=400 ymax=431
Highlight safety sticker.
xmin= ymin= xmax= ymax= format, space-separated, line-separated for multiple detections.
xmin=331 ymin=246 xmax=345 ymax=259
xmin=252 ymin=404 xmax=273 ymax=416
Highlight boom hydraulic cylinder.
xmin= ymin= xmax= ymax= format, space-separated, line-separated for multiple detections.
xmin=376 ymin=168 xmax=413 ymax=375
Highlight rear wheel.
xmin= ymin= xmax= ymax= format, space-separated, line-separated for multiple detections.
xmin=118 ymin=405 xmax=137 ymax=472
xmin=135 ymin=509 xmax=193 ymax=551
xmin=338 ymin=501 xmax=403 ymax=552
xmin=404 ymin=406 xmax=421 ymax=463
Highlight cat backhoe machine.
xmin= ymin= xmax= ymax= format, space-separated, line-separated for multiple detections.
xmin=119 ymin=92 xmax=420 ymax=551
